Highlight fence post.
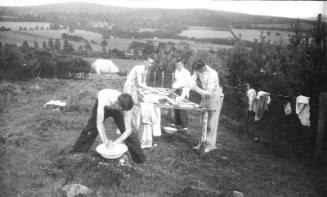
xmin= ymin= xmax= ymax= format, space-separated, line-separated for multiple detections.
xmin=242 ymin=83 xmax=250 ymax=132
xmin=161 ymin=71 xmax=165 ymax=88
xmin=154 ymin=72 xmax=157 ymax=87
xmin=314 ymin=92 xmax=327 ymax=160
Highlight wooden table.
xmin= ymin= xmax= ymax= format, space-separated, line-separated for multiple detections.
xmin=155 ymin=103 xmax=210 ymax=155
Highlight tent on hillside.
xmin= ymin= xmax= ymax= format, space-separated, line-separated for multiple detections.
xmin=91 ymin=59 xmax=119 ymax=74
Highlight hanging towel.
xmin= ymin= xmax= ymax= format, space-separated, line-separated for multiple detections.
xmin=253 ymin=91 xmax=270 ymax=121
xmin=284 ymin=102 xmax=292 ymax=115
xmin=247 ymin=88 xmax=256 ymax=111
xmin=296 ymin=96 xmax=310 ymax=126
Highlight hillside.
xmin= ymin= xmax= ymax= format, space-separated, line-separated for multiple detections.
xmin=0 ymin=2 xmax=314 ymax=28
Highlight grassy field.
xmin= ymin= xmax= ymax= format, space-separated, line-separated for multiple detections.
xmin=0 ymin=29 xmax=144 ymax=51
xmin=251 ymin=23 xmax=315 ymax=30
xmin=179 ymin=29 xmax=233 ymax=39
xmin=232 ymin=29 xmax=293 ymax=44
xmin=0 ymin=78 xmax=323 ymax=197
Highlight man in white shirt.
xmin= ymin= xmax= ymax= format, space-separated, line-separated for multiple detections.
xmin=172 ymin=59 xmax=191 ymax=130
xmin=72 ymin=89 xmax=145 ymax=163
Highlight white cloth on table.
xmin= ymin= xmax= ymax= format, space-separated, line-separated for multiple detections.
xmin=138 ymin=94 xmax=162 ymax=148
xmin=296 ymin=95 xmax=310 ymax=126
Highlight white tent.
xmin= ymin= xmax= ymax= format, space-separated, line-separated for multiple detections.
xmin=91 ymin=59 xmax=119 ymax=74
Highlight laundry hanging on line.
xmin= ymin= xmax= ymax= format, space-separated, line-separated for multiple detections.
xmin=284 ymin=102 xmax=292 ymax=115
xmin=296 ymin=95 xmax=310 ymax=127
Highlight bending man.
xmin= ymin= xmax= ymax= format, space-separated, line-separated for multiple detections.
xmin=72 ymin=89 xmax=145 ymax=163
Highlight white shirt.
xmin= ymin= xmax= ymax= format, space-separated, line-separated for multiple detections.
xmin=173 ymin=67 xmax=191 ymax=89
xmin=173 ymin=67 xmax=191 ymax=98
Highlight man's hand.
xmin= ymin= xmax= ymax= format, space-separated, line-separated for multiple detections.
xmin=176 ymin=96 xmax=184 ymax=102
xmin=105 ymin=140 xmax=115 ymax=150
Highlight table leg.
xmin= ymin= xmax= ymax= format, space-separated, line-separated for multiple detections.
xmin=200 ymin=111 xmax=208 ymax=155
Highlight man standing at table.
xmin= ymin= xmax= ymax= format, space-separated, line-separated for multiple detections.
xmin=190 ymin=59 xmax=224 ymax=153
xmin=172 ymin=59 xmax=192 ymax=131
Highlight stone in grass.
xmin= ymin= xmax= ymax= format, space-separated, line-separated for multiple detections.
xmin=62 ymin=184 xmax=93 ymax=197
xmin=232 ymin=191 xmax=244 ymax=197
xmin=172 ymin=186 xmax=222 ymax=197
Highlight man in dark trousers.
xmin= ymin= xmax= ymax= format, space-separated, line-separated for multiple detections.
xmin=172 ymin=59 xmax=192 ymax=130
xmin=72 ymin=89 xmax=145 ymax=163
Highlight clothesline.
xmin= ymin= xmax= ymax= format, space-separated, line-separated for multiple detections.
xmin=220 ymin=84 xmax=319 ymax=106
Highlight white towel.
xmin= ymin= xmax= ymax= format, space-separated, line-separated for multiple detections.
xmin=44 ymin=100 xmax=66 ymax=108
xmin=284 ymin=102 xmax=292 ymax=115
xmin=296 ymin=96 xmax=310 ymax=126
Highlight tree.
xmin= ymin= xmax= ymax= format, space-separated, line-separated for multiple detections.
xmin=33 ymin=40 xmax=39 ymax=48
xmin=48 ymin=38 xmax=54 ymax=50
xmin=100 ymin=39 xmax=108 ymax=48
xmin=54 ymin=38 xmax=61 ymax=52
xmin=62 ymin=38 xmax=70 ymax=54
xmin=42 ymin=41 xmax=47 ymax=50
xmin=19 ymin=41 xmax=30 ymax=53
xmin=84 ymin=42 xmax=92 ymax=52
xmin=289 ymin=18 xmax=304 ymax=50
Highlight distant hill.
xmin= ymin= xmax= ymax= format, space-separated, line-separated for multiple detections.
xmin=0 ymin=2 xmax=315 ymax=28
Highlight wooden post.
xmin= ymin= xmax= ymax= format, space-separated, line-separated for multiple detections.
xmin=161 ymin=71 xmax=165 ymax=88
xmin=314 ymin=92 xmax=327 ymax=160
xmin=242 ymin=83 xmax=250 ymax=132
xmin=154 ymin=72 xmax=157 ymax=87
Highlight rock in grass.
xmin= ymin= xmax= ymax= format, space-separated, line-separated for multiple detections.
xmin=232 ymin=191 xmax=244 ymax=197
xmin=62 ymin=184 xmax=93 ymax=197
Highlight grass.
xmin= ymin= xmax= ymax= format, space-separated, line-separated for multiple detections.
xmin=0 ymin=78 xmax=323 ymax=197
xmin=179 ymin=29 xmax=233 ymax=39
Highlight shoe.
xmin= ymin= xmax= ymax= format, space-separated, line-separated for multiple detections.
xmin=193 ymin=144 xmax=201 ymax=150
xmin=204 ymin=147 xmax=217 ymax=153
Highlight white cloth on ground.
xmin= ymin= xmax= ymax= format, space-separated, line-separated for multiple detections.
xmin=44 ymin=100 xmax=66 ymax=108
xmin=296 ymin=95 xmax=310 ymax=126
xmin=247 ymin=88 xmax=256 ymax=111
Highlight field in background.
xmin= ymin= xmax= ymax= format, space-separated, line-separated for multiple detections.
xmin=179 ymin=29 xmax=233 ymax=39
xmin=232 ymin=29 xmax=293 ymax=44
xmin=251 ymin=23 xmax=315 ymax=30
xmin=149 ymin=38 xmax=233 ymax=51
xmin=0 ymin=78 xmax=321 ymax=197
xmin=0 ymin=29 xmax=143 ymax=51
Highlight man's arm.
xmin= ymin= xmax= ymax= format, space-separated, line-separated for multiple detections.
xmin=96 ymin=96 xmax=111 ymax=146
xmin=136 ymin=67 xmax=150 ymax=90
xmin=113 ymin=111 xmax=131 ymax=144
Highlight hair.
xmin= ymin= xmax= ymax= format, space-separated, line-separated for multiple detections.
xmin=192 ymin=58 xmax=206 ymax=70
xmin=117 ymin=93 xmax=134 ymax=110
xmin=176 ymin=58 xmax=185 ymax=64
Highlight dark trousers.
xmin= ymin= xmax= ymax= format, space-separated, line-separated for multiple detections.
xmin=72 ymin=100 xmax=145 ymax=163
xmin=174 ymin=89 xmax=188 ymax=128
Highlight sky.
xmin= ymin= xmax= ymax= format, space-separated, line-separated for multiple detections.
xmin=0 ymin=0 xmax=325 ymax=19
